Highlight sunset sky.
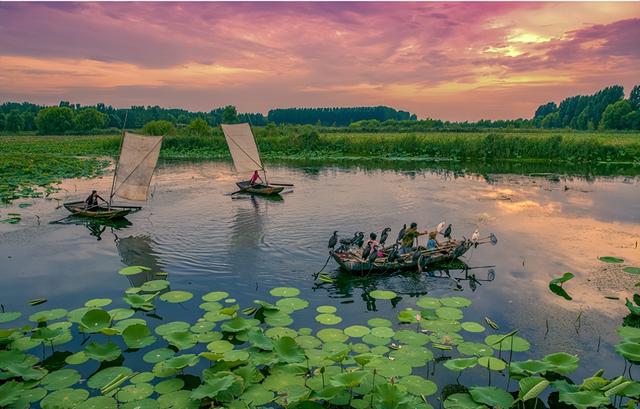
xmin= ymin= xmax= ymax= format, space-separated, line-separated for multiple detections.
xmin=0 ymin=2 xmax=638 ymax=120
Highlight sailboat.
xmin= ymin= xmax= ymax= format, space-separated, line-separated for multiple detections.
xmin=221 ymin=123 xmax=289 ymax=196
xmin=63 ymin=132 xmax=163 ymax=219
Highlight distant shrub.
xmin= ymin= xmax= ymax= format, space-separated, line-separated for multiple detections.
xmin=143 ymin=120 xmax=175 ymax=136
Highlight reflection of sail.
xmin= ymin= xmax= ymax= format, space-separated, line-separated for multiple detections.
xmin=116 ymin=235 xmax=162 ymax=287
xmin=227 ymin=197 xmax=264 ymax=280
xmin=112 ymin=132 xmax=163 ymax=201
xmin=221 ymin=123 xmax=263 ymax=173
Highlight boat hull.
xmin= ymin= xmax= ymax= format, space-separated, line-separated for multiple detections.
xmin=332 ymin=240 xmax=473 ymax=275
xmin=63 ymin=201 xmax=140 ymax=220
xmin=236 ymin=181 xmax=284 ymax=196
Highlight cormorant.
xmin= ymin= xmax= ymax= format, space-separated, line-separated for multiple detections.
xmin=387 ymin=245 xmax=399 ymax=263
xmin=396 ymin=224 xmax=407 ymax=243
xmin=379 ymin=227 xmax=391 ymax=246
xmin=362 ymin=243 xmax=372 ymax=260
xmin=367 ymin=245 xmax=379 ymax=263
xmin=354 ymin=232 xmax=365 ymax=247
xmin=328 ymin=231 xmax=338 ymax=249
xmin=443 ymin=224 xmax=452 ymax=239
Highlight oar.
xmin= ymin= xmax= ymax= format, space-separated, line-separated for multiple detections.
xmin=269 ymin=183 xmax=294 ymax=187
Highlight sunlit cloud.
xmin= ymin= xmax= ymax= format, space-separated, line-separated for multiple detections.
xmin=0 ymin=2 xmax=638 ymax=120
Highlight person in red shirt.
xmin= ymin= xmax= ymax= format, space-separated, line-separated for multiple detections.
xmin=249 ymin=170 xmax=263 ymax=185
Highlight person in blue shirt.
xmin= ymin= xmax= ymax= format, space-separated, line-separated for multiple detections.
xmin=426 ymin=231 xmax=439 ymax=250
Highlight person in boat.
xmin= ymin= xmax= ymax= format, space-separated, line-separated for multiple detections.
xmin=399 ymin=222 xmax=428 ymax=255
xmin=363 ymin=233 xmax=384 ymax=258
xmin=249 ymin=170 xmax=263 ymax=186
xmin=85 ymin=190 xmax=106 ymax=209
xmin=426 ymin=231 xmax=440 ymax=250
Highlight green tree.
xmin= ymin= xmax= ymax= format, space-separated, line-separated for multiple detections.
xmin=22 ymin=112 xmax=36 ymax=131
xmin=221 ymin=105 xmax=238 ymax=124
xmin=541 ymin=112 xmax=560 ymax=128
xmin=5 ymin=109 xmax=25 ymax=132
xmin=185 ymin=118 xmax=212 ymax=136
xmin=75 ymin=108 xmax=108 ymax=131
xmin=629 ymin=85 xmax=640 ymax=110
xmin=36 ymin=107 xmax=75 ymax=134
xmin=0 ymin=113 xmax=5 ymax=131
xmin=600 ymin=100 xmax=633 ymax=129
xmin=143 ymin=120 xmax=175 ymax=136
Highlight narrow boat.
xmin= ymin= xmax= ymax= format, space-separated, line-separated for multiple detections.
xmin=332 ymin=239 xmax=474 ymax=275
xmin=222 ymin=123 xmax=292 ymax=196
xmin=235 ymin=181 xmax=284 ymax=196
xmin=63 ymin=131 xmax=163 ymax=219
xmin=63 ymin=201 xmax=141 ymax=220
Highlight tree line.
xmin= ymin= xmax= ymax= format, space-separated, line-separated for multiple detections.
xmin=1 ymin=84 xmax=638 ymax=134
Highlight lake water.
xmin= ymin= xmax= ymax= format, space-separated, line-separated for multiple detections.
xmin=1 ymin=160 xmax=639 ymax=401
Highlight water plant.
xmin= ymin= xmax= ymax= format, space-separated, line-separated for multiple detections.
xmin=0 ymin=268 xmax=639 ymax=408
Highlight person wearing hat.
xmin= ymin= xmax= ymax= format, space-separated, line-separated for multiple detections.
xmin=399 ymin=222 xmax=428 ymax=254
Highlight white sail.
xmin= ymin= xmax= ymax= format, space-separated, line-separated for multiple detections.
xmin=221 ymin=123 xmax=263 ymax=173
xmin=112 ymin=132 xmax=163 ymax=201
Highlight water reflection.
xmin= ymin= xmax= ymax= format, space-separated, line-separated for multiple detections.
xmin=50 ymin=216 xmax=132 ymax=241
xmin=115 ymin=234 xmax=162 ymax=287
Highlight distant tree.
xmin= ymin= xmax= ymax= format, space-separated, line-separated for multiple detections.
xmin=534 ymin=102 xmax=558 ymax=120
xmin=0 ymin=113 xmax=4 ymax=131
xmin=221 ymin=105 xmax=239 ymax=124
xmin=22 ymin=112 xmax=36 ymax=131
xmin=600 ymin=100 xmax=633 ymax=129
xmin=143 ymin=120 xmax=175 ymax=136
xmin=5 ymin=109 xmax=25 ymax=132
xmin=541 ymin=112 xmax=560 ymax=128
xmin=75 ymin=108 xmax=108 ymax=131
xmin=185 ymin=118 xmax=212 ymax=136
xmin=623 ymin=110 xmax=640 ymax=130
xmin=630 ymin=85 xmax=640 ymax=110
xmin=36 ymin=106 xmax=75 ymax=134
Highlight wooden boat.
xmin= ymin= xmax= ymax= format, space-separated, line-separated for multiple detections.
xmin=63 ymin=201 xmax=141 ymax=220
xmin=222 ymin=123 xmax=292 ymax=195
xmin=63 ymin=132 xmax=162 ymax=219
xmin=235 ymin=181 xmax=284 ymax=196
xmin=332 ymin=239 xmax=474 ymax=275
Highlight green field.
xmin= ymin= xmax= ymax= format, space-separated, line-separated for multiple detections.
xmin=1 ymin=130 xmax=639 ymax=203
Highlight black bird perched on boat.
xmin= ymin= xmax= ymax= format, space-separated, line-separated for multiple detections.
xmin=379 ymin=227 xmax=391 ymax=246
xmin=443 ymin=224 xmax=452 ymax=239
xmin=367 ymin=245 xmax=379 ymax=263
xmin=362 ymin=242 xmax=372 ymax=260
xmin=354 ymin=232 xmax=365 ymax=247
xmin=387 ymin=244 xmax=399 ymax=263
xmin=328 ymin=231 xmax=338 ymax=250
xmin=396 ymin=224 xmax=407 ymax=244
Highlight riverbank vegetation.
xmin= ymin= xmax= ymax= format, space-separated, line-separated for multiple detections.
xmin=0 ymin=273 xmax=638 ymax=408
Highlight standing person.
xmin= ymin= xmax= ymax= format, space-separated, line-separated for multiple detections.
xmin=249 ymin=170 xmax=263 ymax=185
xmin=426 ymin=231 xmax=440 ymax=250
xmin=399 ymin=222 xmax=428 ymax=254
xmin=85 ymin=190 xmax=106 ymax=209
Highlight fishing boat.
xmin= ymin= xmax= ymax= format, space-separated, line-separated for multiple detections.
xmin=332 ymin=239 xmax=474 ymax=275
xmin=63 ymin=132 xmax=163 ymax=219
xmin=221 ymin=123 xmax=291 ymax=196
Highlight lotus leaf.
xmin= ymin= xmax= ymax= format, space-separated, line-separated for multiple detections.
xmin=330 ymin=370 xmax=367 ymax=388
xmin=191 ymin=374 xmax=236 ymax=400
xmin=40 ymin=388 xmax=89 ymax=409
xmin=202 ymin=291 xmax=229 ymax=301
xmin=11 ymin=336 xmax=41 ymax=351
xmin=165 ymin=354 xmax=200 ymax=369
xmin=118 ymin=265 xmax=150 ymax=275
xmin=371 ymin=326 xmax=395 ymax=338
xmin=87 ymin=366 xmax=133 ymax=389
xmin=241 ymin=384 xmax=274 ymax=405
xmin=264 ymin=310 xmax=293 ymax=327
xmin=367 ymin=317 xmax=392 ymax=327
xmin=518 ymin=376 xmax=550 ymax=401
xmin=121 ymin=398 xmax=160 ymax=409
xmin=84 ymin=298 xmax=112 ymax=308
xmin=485 ymin=334 xmax=530 ymax=352
xmin=117 ymin=383 xmax=155 ymax=402
xmin=397 ymin=374 xmax=437 ymax=396
xmin=143 ymin=348 xmax=176 ymax=364
xmin=190 ymin=321 xmax=215 ymax=333
xmin=458 ymin=342 xmax=494 ymax=357
xmin=440 ymin=296 xmax=472 ymax=308
xmin=598 ymin=256 xmax=624 ymax=263
xmin=295 ymin=335 xmax=322 ymax=349
xmin=393 ymin=329 xmax=429 ymax=346
xmin=77 ymin=396 xmax=117 ymax=409
xmin=273 ymin=336 xmax=305 ymax=363
xmin=510 ymin=360 xmax=553 ymax=374
xmin=221 ymin=317 xmax=253 ymax=332
xmin=157 ymin=389 xmax=199 ymax=408
xmin=444 ymin=393 xmax=486 ymax=409
xmin=153 ymin=378 xmax=184 ymax=395
xmin=367 ymin=358 xmax=412 ymax=377
xmin=0 ymin=311 xmax=21 ymax=323
xmin=315 ymin=305 xmax=336 ymax=313
xmin=107 ymin=308 xmax=135 ymax=321
xmin=265 ymin=326 xmax=297 ymax=339
xmin=269 ymin=287 xmax=300 ymax=297
xmin=344 ymin=325 xmax=370 ymax=338
xmin=542 ymin=352 xmax=579 ymax=374
xmin=421 ymin=319 xmax=461 ymax=333
xmin=159 ymin=290 xmax=193 ymax=303
xmin=362 ymin=333 xmax=390 ymax=346
xmin=66 ymin=307 xmax=90 ymax=323
xmin=199 ymin=301 xmax=222 ymax=311
xmin=122 ymin=324 xmax=156 ymax=349
xmin=478 ymin=356 xmax=507 ymax=371
xmin=315 ymin=313 xmax=342 ymax=325
xmin=207 ymin=339 xmax=234 ymax=353
xmin=113 ymin=318 xmax=147 ymax=332
xmin=140 ymin=280 xmax=170 ymax=292
xmin=437 ymin=307 xmax=464 ymax=320
xmin=559 ymin=390 xmax=611 ymax=409
xmin=416 ymin=296 xmax=441 ymax=309
xmin=615 ymin=342 xmax=640 ymax=363
xmin=155 ymin=321 xmax=190 ymax=336
xmin=122 ymin=294 xmax=155 ymax=310
xmin=369 ymin=290 xmax=397 ymax=300
xmin=470 ymin=386 xmax=514 ymax=409
xmin=275 ymin=297 xmax=309 ymax=312
xmin=131 ymin=372 xmax=155 ymax=384
xmin=317 ymin=328 xmax=349 ymax=343
xmin=84 ymin=342 xmax=121 ymax=361
xmin=389 ymin=345 xmax=434 ymax=366
xmin=461 ymin=322 xmax=486 ymax=333
xmin=29 ymin=308 xmax=68 ymax=323
xmin=623 ymin=267 xmax=640 ymax=275
xmin=444 ymin=357 xmax=479 ymax=371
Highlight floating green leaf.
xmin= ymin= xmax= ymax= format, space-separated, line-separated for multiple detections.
xmin=542 ymin=352 xmax=579 ymax=374
xmin=444 ymin=357 xmax=478 ymax=372
xmin=443 ymin=393 xmax=484 ymax=409
xmin=155 ymin=378 xmax=185 ymax=394
xmin=118 ymin=383 xmax=155 ymax=402
xmin=29 ymin=308 xmax=67 ymax=323
xmin=559 ymin=390 xmax=610 ymax=409
xmin=143 ymin=348 xmax=176 ymax=364
xmin=0 ymin=311 xmax=21 ymax=323
xmin=369 ymin=290 xmax=397 ymax=300
xmin=84 ymin=298 xmax=112 ymax=308
xmin=344 ymin=325 xmax=370 ymax=338
xmin=140 ymin=279 xmax=170 ymax=292
xmin=478 ymin=356 xmax=506 ymax=371
xmin=485 ymin=334 xmax=530 ymax=352
xmin=518 ymin=376 xmax=550 ymax=401
xmin=159 ymin=290 xmax=193 ymax=303
xmin=416 ymin=296 xmax=441 ymax=309
xmin=40 ymin=388 xmax=89 ymax=408
xmin=118 ymin=265 xmax=150 ymax=276
xmin=122 ymin=324 xmax=156 ymax=349
xmin=458 ymin=342 xmax=494 ymax=357
xmin=440 ymin=296 xmax=472 ymax=308
xmin=273 ymin=336 xmax=305 ymax=363
xmin=316 ymin=313 xmax=342 ymax=325
xmin=598 ymin=256 xmax=624 ymax=263
xmin=87 ymin=367 xmax=133 ymax=389
xmin=623 ymin=267 xmax=640 ymax=275
xmin=41 ymin=369 xmax=81 ymax=390
xmin=470 ymin=386 xmax=514 ymax=408
xmin=269 ymin=287 xmax=300 ymax=297
xmin=84 ymin=342 xmax=121 ymax=362
xmin=155 ymin=321 xmax=190 ymax=336
xmin=461 ymin=322 xmax=486 ymax=333
xmin=202 ymin=291 xmax=229 ymax=301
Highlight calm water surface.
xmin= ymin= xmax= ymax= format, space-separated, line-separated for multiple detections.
xmin=1 ymin=160 xmax=639 ymax=398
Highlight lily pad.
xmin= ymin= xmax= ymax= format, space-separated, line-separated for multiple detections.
xmin=29 ymin=308 xmax=68 ymax=323
xmin=159 ymin=291 xmax=193 ymax=303
xmin=559 ymin=390 xmax=611 ymax=409
xmin=122 ymin=324 xmax=156 ymax=349
xmin=84 ymin=342 xmax=121 ymax=362
xmin=317 ymin=328 xmax=349 ymax=343
xmin=117 ymin=383 xmax=155 ymax=402
xmin=615 ymin=342 xmax=640 ymax=363
xmin=542 ymin=352 xmax=579 ymax=374
xmin=367 ymin=318 xmax=392 ymax=327
xmin=316 ymin=305 xmax=337 ymax=314
xmin=416 ymin=296 xmax=441 ymax=309
xmin=623 ymin=267 xmax=640 ymax=275
xmin=241 ymin=384 xmax=274 ymax=405
xmin=65 ymin=351 xmax=89 ymax=365
xmin=436 ymin=307 xmax=464 ymax=320
xmin=440 ymin=296 xmax=472 ymax=308
xmin=131 ymin=372 xmax=155 ymax=384
xmin=598 ymin=256 xmax=624 ymax=263
xmin=155 ymin=378 xmax=184 ymax=394
xmin=316 ymin=313 xmax=342 ymax=325
xmin=41 ymin=369 xmax=81 ymax=390
xmin=202 ymin=291 xmax=229 ymax=301
xmin=164 ymin=331 xmax=198 ymax=350
xmin=470 ymin=386 xmax=514 ymax=408
xmin=207 ymin=340 xmax=234 ymax=353
xmin=108 ymin=308 xmax=135 ymax=321
xmin=40 ymin=388 xmax=89 ymax=409
xmin=84 ymin=298 xmax=112 ymax=308
xmin=80 ymin=309 xmax=111 ymax=332
xmin=0 ymin=311 xmax=22 ymax=323
xmin=143 ymin=348 xmax=176 ymax=364
xmin=371 ymin=326 xmax=395 ymax=338
xmin=398 ymin=375 xmax=437 ymax=396
xmin=87 ymin=366 xmax=133 ymax=389
xmin=369 ymin=290 xmax=397 ymax=300
xmin=276 ymin=297 xmax=309 ymax=311
xmin=444 ymin=393 xmax=485 ymax=409
xmin=485 ymin=334 xmax=531 ymax=352
xmin=344 ymin=325 xmax=371 ymax=338
xmin=269 ymin=287 xmax=300 ymax=297
xmin=461 ymin=322 xmax=486 ymax=333
xmin=458 ymin=342 xmax=494 ymax=357
xmin=444 ymin=357 xmax=479 ymax=371
xmin=118 ymin=265 xmax=151 ymax=276
xmin=140 ymin=280 xmax=170 ymax=292
xmin=155 ymin=321 xmax=190 ymax=336
xmin=77 ymin=396 xmax=117 ymax=409
xmin=478 ymin=356 xmax=507 ymax=371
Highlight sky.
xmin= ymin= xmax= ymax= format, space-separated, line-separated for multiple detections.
xmin=0 ymin=2 xmax=639 ymax=121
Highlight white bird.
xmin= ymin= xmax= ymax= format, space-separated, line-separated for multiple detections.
xmin=436 ymin=221 xmax=445 ymax=233
xmin=471 ymin=229 xmax=480 ymax=242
